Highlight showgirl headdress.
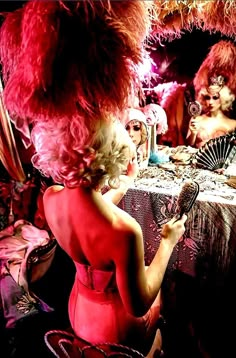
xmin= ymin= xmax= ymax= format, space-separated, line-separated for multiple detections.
xmin=123 ymin=108 xmax=147 ymax=127
xmin=123 ymin=107 xmax=148 ymax=146
xmin=0 ymin=1 xmax=153 ymax=125
xmin=209 ymin=75 xmax=225 ymax=88
xmin=193 ymin=40 xmax=236 ymax=96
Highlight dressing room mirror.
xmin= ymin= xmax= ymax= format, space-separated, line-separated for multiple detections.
xmin=145 ymin=1 xmax=236 ymax=148
xmin=143 ymin=30 xmax=236 ymax=148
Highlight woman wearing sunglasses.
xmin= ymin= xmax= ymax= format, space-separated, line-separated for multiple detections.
xmin=124 ymin=108 xmax=149 ymax=167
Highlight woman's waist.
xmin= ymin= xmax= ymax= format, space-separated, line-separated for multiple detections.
xmin=73 ymin=276 xmax=119 ymax=304
xmin=75 ymin=261 xmax=117 ymax=292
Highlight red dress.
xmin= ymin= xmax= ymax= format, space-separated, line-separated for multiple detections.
xmin=68 ymin=262 xmax=160 ymax=355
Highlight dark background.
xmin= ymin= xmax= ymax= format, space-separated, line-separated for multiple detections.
xmin=150 ymin=29 xmax=235 ymax=86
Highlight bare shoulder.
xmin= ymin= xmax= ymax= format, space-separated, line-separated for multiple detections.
xmin=43 ymin=185 xmax=65 ymax=226
xmin=197 ymin=114 xmax=208 ymax=122
xmin=111 ymin=212 xmax=144 ymax=266
xmin=227 ymin=117 xmax=236 ymax=125
xmin=113 ymin=207 xmax=142 ymax=238
xmin=43 ymin=185 xmax=64 ymax=201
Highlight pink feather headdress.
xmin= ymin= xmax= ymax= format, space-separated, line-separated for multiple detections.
xmin=0 ymin=1 xmax=152 ymax=124
xmin=193 ymin=40 xmax=236 ymax=96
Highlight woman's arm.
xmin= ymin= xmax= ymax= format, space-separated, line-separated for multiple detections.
xmin=103 ymin=158 xmax=139 ymax=205
xmin=114 ymin=214 xmax=187 ymax=317
xmin=186 ymin=116 xmax=201 ymax=146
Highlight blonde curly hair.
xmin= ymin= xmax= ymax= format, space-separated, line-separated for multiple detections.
xmin=197 ymin=84 xmax=235 ymax=112
xmin=31 ymin=117 xmax=135 ymax=190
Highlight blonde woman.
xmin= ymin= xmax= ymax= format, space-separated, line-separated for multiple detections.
xmin=187 ymin=41 xmax=236 ymax=148
xmin=124 ymin=108 xmax=150 ymax=167
xmin=186 ymin=80 xmax=236 ymax=148
xmin=0 ymin=1 xmax=186 ymax=356
xmin=31 ymin=118 xmax=186 ymax=356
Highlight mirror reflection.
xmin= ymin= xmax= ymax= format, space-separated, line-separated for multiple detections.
xmin=143 ymin=30 xmax=236 ymax=150
xmin=124 ymin=108 xmax=149 ymax=167
xmin=125 ymin=119 xmax=148 ymax=147
xmin=139 ymin=33 xmax=236 ymax=171
xmin=186 ymin=80 xmax=236 ymax=148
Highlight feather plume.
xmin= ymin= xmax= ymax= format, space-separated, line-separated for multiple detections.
xmin=193 ymin=40 xmax=236 ymax=96
xmin=0 ymin=8 xmax=23 ymax=81
xmin=151 ymin=0 xmax=236 ymax=41
xmin=0 ymin=0 xmax=152 ymax=124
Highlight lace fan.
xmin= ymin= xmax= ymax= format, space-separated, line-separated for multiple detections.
xmin=193 ymin=131 xmax=236 ymax=170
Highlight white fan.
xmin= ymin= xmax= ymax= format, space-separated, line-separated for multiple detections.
xmin=193 ymin=131 xmax=236 ymax=170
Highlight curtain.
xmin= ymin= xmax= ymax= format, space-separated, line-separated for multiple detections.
xmin=0 ymin=80 xmax=25 ymax=182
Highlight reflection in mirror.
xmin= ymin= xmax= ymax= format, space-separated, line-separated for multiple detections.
xmin=143 ymin=24 xmax=236 ymax=148
xmin=125 ymin=119 xmax=148 ymax=146
xmin=186 ymin=40 xmax=236 ymax=150
xmin=124 ymin=108 xmax=149 ymax=168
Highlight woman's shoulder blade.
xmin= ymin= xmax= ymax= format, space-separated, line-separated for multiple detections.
xmin=113 ymin=210 xmax=142 ymax=238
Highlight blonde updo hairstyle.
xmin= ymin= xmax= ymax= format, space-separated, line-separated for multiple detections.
xmin=197 ymin=84 xmax=235 ymax=112
xmin=31 ymin=117 xmax=135 ymax=190
xmin=139 ymin=121 xmax=149 ymax=146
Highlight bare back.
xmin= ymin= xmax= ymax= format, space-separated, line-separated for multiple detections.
xmin=42 ymin=185 xmax=163 ymax=353
xmin=43 ymin=185 xmax=142 ymax=269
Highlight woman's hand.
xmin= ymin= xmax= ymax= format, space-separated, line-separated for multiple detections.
xmin=126 ymin=157 xmax=139 ymax=181
xmin=103 ymin=157 xmax=139 ymax=205
xmin=186 ymin=116 xmax=202 ymax=146
xmin=189 ymin=117 xmax=200 ymax=133
xmin=119 ymin=153 xmax=139 ymax=186
xmin=161 ymin=214 xmax=187 ymax=248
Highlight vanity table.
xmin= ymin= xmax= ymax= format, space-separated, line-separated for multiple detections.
xmin=119 ymin=164 xmax=236 ymax=358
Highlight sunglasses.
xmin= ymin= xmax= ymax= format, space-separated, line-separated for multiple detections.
xmin=203 ymin=94 xmax=220 ymax=101
xmin=125 ymin=124 xmax=141 ymax=131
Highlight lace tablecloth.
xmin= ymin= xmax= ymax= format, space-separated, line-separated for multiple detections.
xmin=119 ymin=166 xmax=236 ymax=358
xmin=120 ymin=166 xmax=236 ymax=270
xmin=136 ymin=166 xmax=236 ymax=203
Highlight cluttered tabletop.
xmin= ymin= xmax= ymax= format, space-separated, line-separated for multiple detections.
xmin=135 ymin=144 xmax=236 ymax=204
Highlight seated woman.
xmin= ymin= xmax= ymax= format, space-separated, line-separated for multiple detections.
xmin=31 ymin=119 xmax=186 ymax=357
xmin=0 ymin=1 xmax=186 ymax=356
xmin=187 ymin=79 xmax=236 ymax=148
xmin=186 ymin=41 xmax=236 ymax=148
xmin=124 ymin=108 xmax=149 ymax=168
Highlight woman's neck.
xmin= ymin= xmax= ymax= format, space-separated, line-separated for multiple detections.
xmin=208 ymin=108 xmax=223 ymax=118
